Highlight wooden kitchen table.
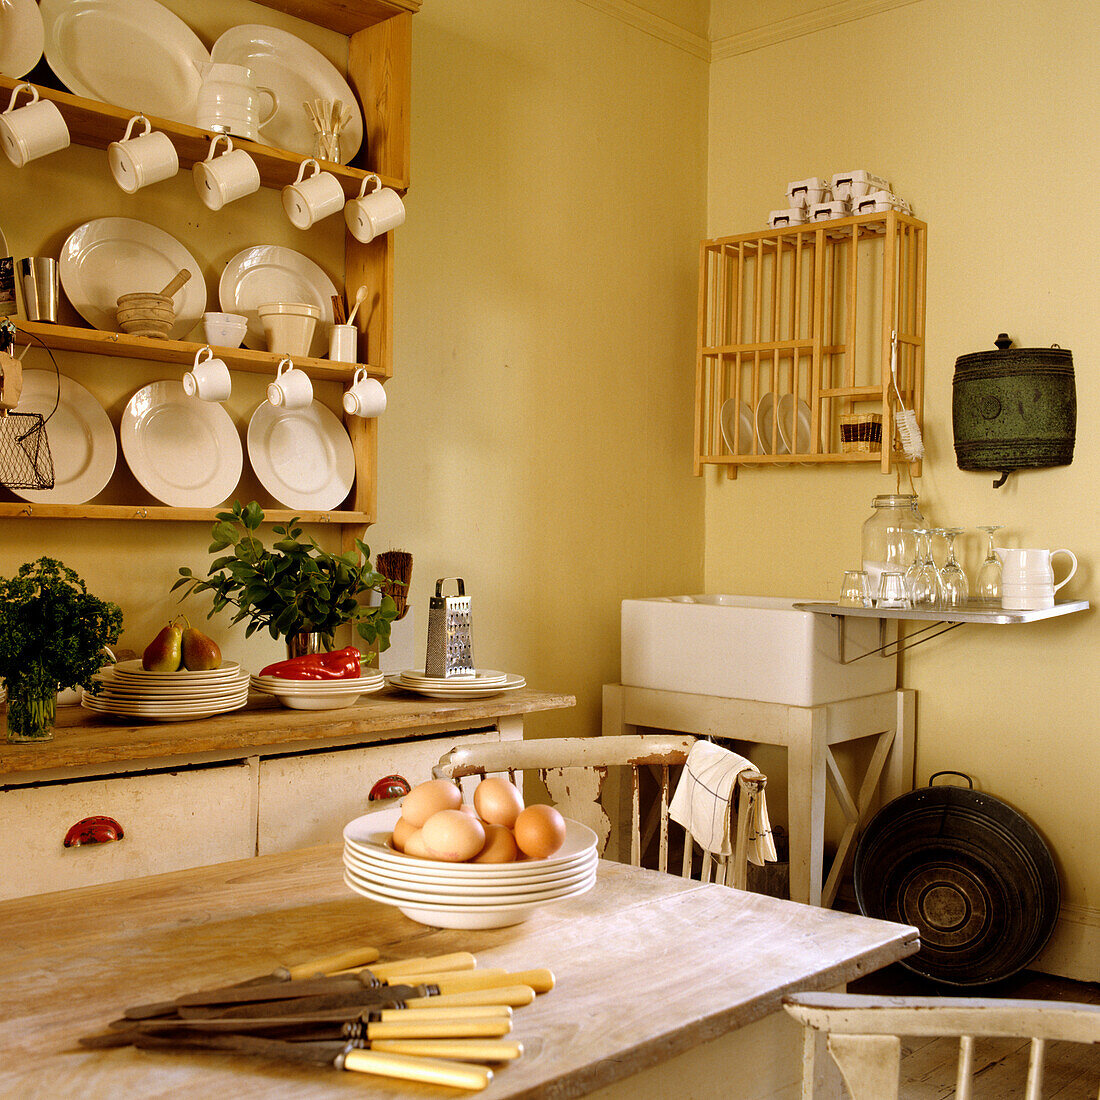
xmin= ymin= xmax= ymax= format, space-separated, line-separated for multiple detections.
xmin=0 ymin=847 xmax=918 ymax=1099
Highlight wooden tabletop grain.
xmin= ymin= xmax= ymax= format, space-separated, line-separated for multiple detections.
xmin=0 ymin=846 xmax=918 ymax=1098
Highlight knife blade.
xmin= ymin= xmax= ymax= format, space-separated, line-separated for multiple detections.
xmin=110 ymin=1014 xmax=513 ymax=1039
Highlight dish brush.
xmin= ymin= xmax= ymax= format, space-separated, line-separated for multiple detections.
xmin=890 ymin=329 xmax=924 ymax=461
xmin=376 ymin=549 xmax=413 ymax=621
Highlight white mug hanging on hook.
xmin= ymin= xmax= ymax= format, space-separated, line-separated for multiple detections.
xmin=344 ymin=174 xmax=405 ymax=244
xmin=282 ymin=158 xmax=344 ymax=229
xmin=109 ymin=114 xmax=179 ymax=193
xmin=183 ymin=346 xmax=232 ymax=403
xmin=343 ymin=368 xmax=386 ymax=418
xmin=193 ymin=134 xmax=260 ymax=210
xmin=267 ymin=357 xmax=313 ymax=409
xmin=0 ymin=84 xmax=70 ymax=168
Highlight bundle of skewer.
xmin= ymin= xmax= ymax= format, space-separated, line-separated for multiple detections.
xmin=80 ymin=946 xmax=552 ymax=1092
xmin=305 ymin=97 xmax=354 ymax=164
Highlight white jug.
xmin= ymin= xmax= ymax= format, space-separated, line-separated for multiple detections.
xmin=994 ymin=547 xmax=1077 ymax=610
xmin=195 ymin=63 xmax=278 ymax=143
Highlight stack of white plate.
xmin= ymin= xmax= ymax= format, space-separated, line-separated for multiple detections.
xmin=343 ymin=805 xmax=598 ymax=929
xmin=250 ymin=670 xmax=385 ymax=710
xmin=384 ymin=669 xmax=526 ymax=700
xmin=82 ymin=660 xmax=248 ymax=721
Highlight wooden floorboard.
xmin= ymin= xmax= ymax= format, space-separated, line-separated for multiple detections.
xmin=848 ymin=965 xmax=1100 ymax=1098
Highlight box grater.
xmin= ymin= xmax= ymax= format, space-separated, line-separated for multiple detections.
xmin=425 ymin=578 xmax=474 ymax=677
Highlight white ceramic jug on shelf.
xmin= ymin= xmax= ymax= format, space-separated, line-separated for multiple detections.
xmin=195 ymin=63 xmax=278 ymax=143
xmin=994 ymin=547 xmax=1077 ymax=610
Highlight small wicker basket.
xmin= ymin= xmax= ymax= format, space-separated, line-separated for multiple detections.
xmin=839 ymin=412 xmax=882 ymax=453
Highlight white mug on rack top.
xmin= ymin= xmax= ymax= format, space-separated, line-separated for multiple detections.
xmin=342 ymin=368 xmax=386 ymax=418
xmin=344 ymin=174 xmax=405 ymax=244
xmin=0 ymin=84 xmax=70 ymax=168
xmin=282 ymin=157 xmax=344 ymax=229
xmin=193 ymin=134 xmax=260 ymax=210
xmin=267 ymin=358 xmax=313 ymax=409
xmin=183 ymin=346 xmax=232 ymax=403
xmin=108 ymin=114 xmax=179 ymax=193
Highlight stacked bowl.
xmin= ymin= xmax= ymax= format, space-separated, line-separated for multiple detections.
xmin=83 ymin=659 xmax=248 ymax=721
xmin=343 ymin=805 xmax=598 ymax=929
xmin=250 ymin=668 xmax=385 ymax=710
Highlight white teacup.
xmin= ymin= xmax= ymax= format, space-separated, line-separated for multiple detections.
xmin=183 ymin=346 xmax=232 ymax=402
xmin=0 ymin=84 xmax=71 ymax=168
xmin=342 ymin=368 xmax=386 ymax=418
xmin=282 ymin=158 xmax=344 ymax=229
xmin=329 ymin=323 xmax=358 ymax=363
xmin=193 ymin=134 xmax=260 ymax=210
xmin=344 ymin=174 xmax=406 ymax=244
xmin=108 ymin=114 xmax=179 ymax=193
xmin=267 ymin=358 xmax=313 ymax=409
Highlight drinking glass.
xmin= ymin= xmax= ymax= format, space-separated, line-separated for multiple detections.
xmin=838 ymin=570 xmax=873 ymax=608
xmin=876 ymin=571 xmax=910 ymax=609
xmin=975 ymin=525 xmax=1003 ymax=605
xmin=937 ymin=527 xmax=969 ymax=610
xmin=906 ymin=529 xmax=940 ymax=610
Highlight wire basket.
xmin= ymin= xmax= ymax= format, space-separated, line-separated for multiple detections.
xmin=0 ymin=319 xmax=57 ymax=491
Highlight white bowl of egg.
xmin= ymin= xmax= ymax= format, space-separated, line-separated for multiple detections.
xmin=342 ymin=778 xmax=598 ymax=928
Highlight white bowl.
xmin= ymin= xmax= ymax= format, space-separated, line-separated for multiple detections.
xmin=202 ymin=311 xmax=248 ymax=347
xmin=258 ymin=301 xmax=321 ymax=358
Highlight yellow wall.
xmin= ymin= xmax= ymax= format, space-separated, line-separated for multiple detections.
xmin=706 ymin=0 xmax=1099 ymax=971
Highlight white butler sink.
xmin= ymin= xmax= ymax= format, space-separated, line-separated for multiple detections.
xmin=621 ymin=595 xmax=896 ymax=706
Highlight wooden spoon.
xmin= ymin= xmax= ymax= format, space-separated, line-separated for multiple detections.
xmin=345 ymin=286 xmax=368 ymax=326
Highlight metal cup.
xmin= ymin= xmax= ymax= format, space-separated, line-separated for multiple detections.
xmin=19 ymin=257 xmax=58 ymax=322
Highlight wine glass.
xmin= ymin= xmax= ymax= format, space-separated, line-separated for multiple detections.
xmin=906 ymin=529 xmax=940 ymax=610
xmin=937 ymin=527 xmax=969 ymax=610
xmin=975 ymin=525 xmax=1003 ymax=605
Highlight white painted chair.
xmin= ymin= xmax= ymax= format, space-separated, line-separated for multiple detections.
xmin=783 ymin=991 xmax=1100 ymax=1100
xmin=432 ymin=734 xmax=767 ymax=888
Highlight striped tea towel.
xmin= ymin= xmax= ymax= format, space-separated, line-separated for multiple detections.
xmin=669 ymin=740 xmax=777 ymax=865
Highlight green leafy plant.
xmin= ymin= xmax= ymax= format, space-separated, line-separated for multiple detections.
xmin=0 ymin=558 xmax=123 ymax=734
xmin=172 ymin=500 xmax=399 ymax=652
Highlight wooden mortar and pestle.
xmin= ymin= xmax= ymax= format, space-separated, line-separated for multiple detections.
xmin=116 ymin=269 xmax=192 ymax=339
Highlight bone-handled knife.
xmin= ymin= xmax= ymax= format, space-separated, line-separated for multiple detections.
xmin=117 ymin=1014 xmax=513 ymax=1039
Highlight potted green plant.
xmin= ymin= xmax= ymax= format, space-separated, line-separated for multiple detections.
xmin=0 ymin=557 xmax=123 ymax=742
xmin=173 ymin=500 xmax=399 ymax=659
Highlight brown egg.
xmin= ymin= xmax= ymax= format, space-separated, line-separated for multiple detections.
xmin=474 ymin=823 xmax=520 ymax=863
xmin=401 ymin=779 xmax=462 ymax=827
xmin=422 ymin=809 xmax=486 ymax=862
xmin=473 ymin=777 xmax=525 ymax=828
xmin=458 ymin=803 xmax=481 ymax=818
xmin=402 ymin=828 xmax=432 ymax=858
xmin=391 ymin=816 xmax=418 ymax=852
xmin=513 ymin=804 xmax=567 ymax=859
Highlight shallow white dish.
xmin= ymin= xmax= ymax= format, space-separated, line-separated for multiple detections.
xmin=754 ymin=393 xmax=789 ymax=455
xmin=246 ymin=400 xmax=354 ymax=511
xmin=777 ymin=394 xmax=814 ymax=454
xmin=398 ymin=669 xmax=509 ymax=686
xmin=719 ymin=398 xmax=755 ymax=456
xmin=211 ymin=24 xmax=362 ymax=161
xmin=250 ymin=678 xmax=383 ymax=694
xmin=60 ymin=218 xmax=207 ymax=341
xmin=386 ymin=673 xmax=526 ymax=700
xmin=13 ymin=370 xmax=117 ymax=504
xmin=40 ymin=0 xmax=208 ymax=124
xmin=0 ymin=0 xmax=45 ymax=78
xmin=81 ymin=694 xmax=248 ymax=720
xmin=112 ymin=659 xmax=242 ymax=682
xmin=219 ymin=245 xmax=337 ymax=357
xmin=120 ymin=382 xmax=242 ymax=508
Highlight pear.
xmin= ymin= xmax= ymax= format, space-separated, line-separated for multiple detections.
xmin=142 ymin=622 xmax=183 ymax=672
xmin=181 ymin=626 xmax=221 ymax=672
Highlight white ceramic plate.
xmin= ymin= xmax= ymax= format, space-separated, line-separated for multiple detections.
xmin=398 ymin=669 xmax=509 ymax=687
xmin=112 ymin=659 xmax=242 ymax=682
xmin=385 ymin=673 xmax=526 ymax=700
xmin=120 ymin=382 xmax=242 ymax=508
xmin=246 ymin=401 xmax=354 ymax=511
xmin=343 ymin=871 xmax=594 ymax=929
xmin=250 ymin=673 xmax=383 ymax=691
xmin=211 ymin=25 xmax=362 ymax=162
xmin=0 ymin=0 xmax=45 ymax=78
xmin=754 ymin=393 xmax=788 ymax=455
xmin=40 ymin=0 xmax=209 ymax=124
xmin=94 ymin=671 xmax=249 ymax=701
xmin=777 ymin=394 xmax=814 ymax=454
xmin=81 ymin=694 xmax=248 ymax=720
xmin=219 ymin=245 xmax=337 ymax=357
xmin=60 ymin=218 xmax=207 ymax=341
xmin=719 ymin=398 xmax=755 ymax=456
xmin=12 ymin=370 xmax=117 ymax=504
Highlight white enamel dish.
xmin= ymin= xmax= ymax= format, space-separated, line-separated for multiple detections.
xmin=719 ymin=398 xmax=755 ymax=456
xmin=40 ymin=0 xmax=209 ymax=124
xmin=246 ymin=400 xmax=354 ymax=511
xmin=0 ymin=0 xmax=45 ymax=79
xmin=60 ymin=218 xmax=207 ymax=341
xmin=754 ymin=393 xmax=788 ymax=455
xmin=219 ymin=245 xmax=337 ymax=357
xmin=211 ymin=25 xmax=362 ymax=162
xmin=120 ymin=382 xmax=242 ymax=508
xmin=111 ymin=659 xmax=242 ymax=682
xmin=777 ymin=394 xmax=815 ymax=454
xmin=385 ymin=673 xmax=526 ymax=700
xmin=398 ymin=669 xmax=509 ymax=687
xmin=12 ymin=370 xmax=117 ymax=504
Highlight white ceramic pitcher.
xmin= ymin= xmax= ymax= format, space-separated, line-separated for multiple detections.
xmin=995 ymin=547 xmax=1077 ymax=610
xmin=195 ymin=63 xmax=278 ymax=143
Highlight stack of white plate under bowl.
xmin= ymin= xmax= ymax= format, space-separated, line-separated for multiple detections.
xmin=250 ymin=669 xmax=385 ymax=710
xmin=384 ymin=668 xmax=526 ymax=700
xmin=82 ymin=660 xmax=249 ymax=721
xmin=343 ymin=805 xmax=598 ymax=929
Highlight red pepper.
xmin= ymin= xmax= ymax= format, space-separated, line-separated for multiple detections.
xmin=259 ymin=646 xmax=362 ymax=680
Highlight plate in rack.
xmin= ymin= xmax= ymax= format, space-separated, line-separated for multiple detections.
xmin=0 ymin=0 xmax=45 ymax=79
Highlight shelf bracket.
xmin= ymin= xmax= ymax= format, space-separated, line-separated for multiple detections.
xmin=834 ymin=614 xmax=966 ymax=664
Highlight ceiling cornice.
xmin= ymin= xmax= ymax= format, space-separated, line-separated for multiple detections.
xmin=573 ymin=0 xmax=712 ymax=61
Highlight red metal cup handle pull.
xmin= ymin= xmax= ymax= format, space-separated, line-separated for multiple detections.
xmin=63 ymin=815 xmax=124 ymax=847
xmin=369 ymin=775 xmax=411 ymax=801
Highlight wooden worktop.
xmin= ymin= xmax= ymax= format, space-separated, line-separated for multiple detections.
xmin=0 ymin=687 xmax=575 ymax=778
xmin=0 ymin=846 xmax=918 ymax=1098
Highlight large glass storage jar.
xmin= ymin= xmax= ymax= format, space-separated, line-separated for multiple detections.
xmin=861 ymin=494 xmax=925 ymax=594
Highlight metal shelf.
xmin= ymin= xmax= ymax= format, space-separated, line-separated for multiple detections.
xmin=794 ymin=600 xmax=1090 ymax=662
